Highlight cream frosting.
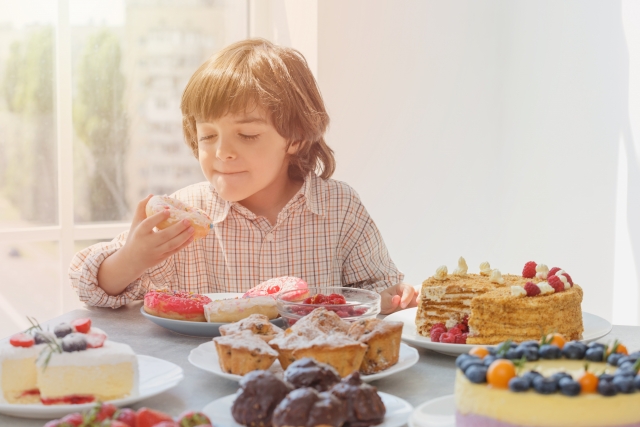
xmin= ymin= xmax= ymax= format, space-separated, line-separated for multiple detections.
xmin=489 ymin=269 xmax=505 ymax=285
xmin=453 ymin=257 xmax=468 ymax=276
xmin=537 ymin=281 xmax=554 ymax=295
xmin=556 ymin=270 xmax=571 ymax=290
xmin=510 ymin=286 xmax=527 ymax=297
xmin=536 ymin=264 xmax=549 ymax=280
xmin=479 ymin=262 xmax=492 ymax=276
xmin=434 ymin=265 xmax=448 ymax=281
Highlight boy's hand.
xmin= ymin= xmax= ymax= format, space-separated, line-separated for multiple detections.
xmin=121 ymin=195 xmax=196 ymax=274
xmin=380 ymin=283 xmax=418 ymax=314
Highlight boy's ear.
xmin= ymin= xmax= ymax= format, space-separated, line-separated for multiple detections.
xmin=287 ymin=140 xmax=303 ymax=155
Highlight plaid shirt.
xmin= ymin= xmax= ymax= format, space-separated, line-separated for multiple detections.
xmin=69 ymin=173 xmax=404 ymax=308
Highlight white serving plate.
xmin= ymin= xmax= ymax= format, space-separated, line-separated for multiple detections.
xmin=189 ymin=341 xmax=419 ymax=382
xmin=203 ymin=391 xmax=413 ymax=427
xmin=409 ymin=394 xmax=455 ymax=427
xmin=385 ymin=307 xmax=612 ymax=356
xmin=140 ymin=293 xmax=284 ymax=337
xmin=0 ymin=355 xmax=183 ymax=419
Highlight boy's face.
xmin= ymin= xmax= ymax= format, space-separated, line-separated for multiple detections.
xmin=196 ymin=107 xmax=295 ymax=202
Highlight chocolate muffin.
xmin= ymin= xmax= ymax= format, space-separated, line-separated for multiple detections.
xmin=272 ymin=387 xmax=347 ymax=427
xmin=284 ymin=357 xmax=341 ymax=391
xmin=232 ymin=370 xmax=293 ymax=427
xmin=330 ymin=372 xmax=386 ymax=427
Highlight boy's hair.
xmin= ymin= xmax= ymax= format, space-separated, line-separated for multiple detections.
xmin=181 ymin=38 xmax=335 ymax=180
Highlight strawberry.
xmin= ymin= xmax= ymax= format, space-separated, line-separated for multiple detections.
xmin=96 ymin=402 xmax=118 ymax=421
xmin=547 ymin=275 xmax=564 ymax=293
xmin=71 ymin=318 xmax=92 ymax=334
xmin=115 ymin=408 xmax=137 ymax=427
xmin=548 ymin=267 xmax=562 ymax=277
xmin=59 ymin=413 xmax=83 ymax=426
xmin=154 ymin=422 xmax=180 ymax=427
xmin=9 ymin=333 xmax=35 ymax=348
xmin=439 ymin=332 xmax=456 ymax=343
xmin=178 ymin=411 xmax=211 ymax=427
xmin=524 ymin=282 xmax=540 ymax=297
xmin=110 ymin=422 xmax=132 ymax=427
xmin=522 ymin=261 xmax=537 ymax=278
xmin=43 ymin=421 xmax=61 ymax=427
xmin=86 ymin=333 xmax=107 ymax=349
xmin=430 ymin=328 xmax=445 ymax=342
xmin=455 ymin=333 xmax=468 ymax=344
xmin=136 ymin=407 xmax=173 ymax=427
xmin=448 ymin=326 xmax=463 ymax=337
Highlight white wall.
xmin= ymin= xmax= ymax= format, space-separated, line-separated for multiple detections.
xmin=317 ymin=0 xmax=640 ymax=323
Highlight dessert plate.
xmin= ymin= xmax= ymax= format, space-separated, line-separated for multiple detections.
xmin=189 ymin=341 xmax=419 ymax=383
xmin=408 ymin=394 xmax=455 ymax=427
xmin=140 ymin=293 xmax=285 ymax=337
xmin=385 ymin=307 xmax=613 ymax=356
xmin=0 ymin=355 xmax=183 ymax=419
xmin=202 ymin=391 xmax=413 ymax=427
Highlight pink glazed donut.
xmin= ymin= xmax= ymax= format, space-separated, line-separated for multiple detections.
xmin=243 ymin=277 xmax=310 ymax=301
xmin=145 ymin=195 xmax=213 ymax=240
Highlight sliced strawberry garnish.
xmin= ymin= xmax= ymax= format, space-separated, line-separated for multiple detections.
xmin=71 ymin=318 xmax=92 ymax=333
xmin=10 ymin=333 xmax=35 ymax=348
xmin=85 ymin=333 xmax=107 ymax=349
xmin=136 ymin=407 xmax=173 ymax=427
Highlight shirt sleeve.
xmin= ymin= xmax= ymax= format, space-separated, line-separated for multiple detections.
xmin=341 ymin=215 xmax=404 ymax=293
xmin=68 ymin=231 xmax=175 ymax=309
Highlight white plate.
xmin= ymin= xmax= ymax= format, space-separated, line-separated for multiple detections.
xmin=385 ymin=307 xmax=613 ymax=356
xmin=203 ymin=391 xmax=413 ymax=427
xmin=409 ymin=394 xmax=455 ymax=427
xmin=140 ymin=293 xmax=285 ymax=337
xmin=189 ymin=341 xmax=419 ymax=382
xmin=0 ymin=355 xmax=183 ymax=419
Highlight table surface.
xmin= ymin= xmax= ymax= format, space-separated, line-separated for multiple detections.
xmin=0 ymin=303 xmax=636 ymax=427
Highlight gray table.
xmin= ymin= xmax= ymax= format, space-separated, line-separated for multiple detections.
xmin=1 ymin=302 xmax=636 ymax=427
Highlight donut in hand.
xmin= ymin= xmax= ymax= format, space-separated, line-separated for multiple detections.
xmin=145 ymin=195 xmax=213 ymax=240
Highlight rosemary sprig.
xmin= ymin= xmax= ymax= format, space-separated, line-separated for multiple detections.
xmin=632 ymin=358 xmax=640 ymax=374
xmin=24 ymin=316 xmax=43 ymax=335
xmin=37 ymin=337 xmax=63 ymax=372
xmin=513 ymin=355 xmax=527 ymax=376
xmin=496 ymin=339 xmax=512 ymax=358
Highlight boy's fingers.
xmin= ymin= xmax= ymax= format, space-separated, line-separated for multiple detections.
xmin=138 ymin=210 xmax=170 ymax=234
xmin=164 ymin=235 xmax=195 ymax=258
xmin=155 ymin=219 xmax=192 ymax=242
xmin=158 ymin=225 xmax=195 ymax=254
xmin=130 ymin=194 xmax=153 ymax=231
xmin=400 ymin=284 xmax=417 ymax=309
xmin=380 ymin=293 xmax=400 ymax=314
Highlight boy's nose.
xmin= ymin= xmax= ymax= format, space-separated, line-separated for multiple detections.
xmin=216 ymin=138 xmax=236 ymax=161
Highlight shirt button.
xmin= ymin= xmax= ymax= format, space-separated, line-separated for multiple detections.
xmin=265 ymin=233 xmax=274 ymax=242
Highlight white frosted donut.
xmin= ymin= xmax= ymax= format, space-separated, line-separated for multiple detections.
xmin=145 ymin=195 xmax=213 ymax=240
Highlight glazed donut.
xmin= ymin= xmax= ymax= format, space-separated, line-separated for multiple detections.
xmin=243 ymin=277 xmax=310 ymax=301
xmin=143 ymin=288 xmax=212 ymax=322
xmin=145 ymin=195 xmax=213 ymax=240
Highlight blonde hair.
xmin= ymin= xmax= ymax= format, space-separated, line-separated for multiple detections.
xmin=181 ymin=38 xmax=334 ymax=180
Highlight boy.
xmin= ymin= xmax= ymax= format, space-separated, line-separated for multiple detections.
xmin=69 ymin=39 xmax=417 ymax=314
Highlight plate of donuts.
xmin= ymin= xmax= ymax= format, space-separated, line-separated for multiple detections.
xmin=188 ymin=341 xmax=420 ymax=382
xmin=140 ymin=292 xmax=284 ymax=337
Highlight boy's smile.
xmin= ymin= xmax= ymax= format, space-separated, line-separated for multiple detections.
xmin=196 ymin=107 xmax=302 ymax=223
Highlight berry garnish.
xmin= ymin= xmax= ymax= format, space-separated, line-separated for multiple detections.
xmin=508 ymin=376 xmax=530 ymax=392
xmin=86 ymin=332 xmax=107 ymax=349
xmin=115 ymin=408 xmax=137 ymax=427
xmin=464 ymin=365 xmax=488 ymax=384
xmin=532 ymin=376 xmax=559 ymax=394
xmin=541 ymin=333 xmax=566 ymax=349
xmin=547 ymin=275 xmax=565 ymax=293
xmin=136 ymin=407 xmax=173 ymax=427
xmin=178 ymin=410 xmax=212 ymax=427
xmin=578 ymin=371 xmax=598 ymax=393
xmin=524 ymin=282 xmax=540 ymax=297
xmin=597 ymin=379 xmax=617 ymax=396
xmin=455 ymin=322 xmax=469 ymax=333
xmin=430 ymin=328 xmax=445 ymax=342
xmin=607 ymin=353 xmax=624 ymax=366
xmin=439 ymin=332 xmax=456 ymax=343
xmin=455 ymin=333 xmax=467 ymax=344
xmin=558 ymin=271 xmax=574 ymax=286
xmin=612 ymin=376 xmax=635 ymax=394
xmin=522 ymin=261 xmax=537 ymax=278
xmin=54 ymin=323 xmax=73 ymax=338
xmin=487 ymin=359 xmax=516 ymax=388
xmin=71 ymin=318 xmax=92 ymax=334
xmin=548 ymin=267 xmax=562 ymax=277
xmin=469 ymin=346 xmax=490 ymax=359
xmin=61 ymin=333 xmax=88 ymax=352
xmin=34 ymin=331 xmax=54 ymax=345
xmin=448 ymin=326 xmax=463 ymax=337
xmin=585 ymin=347 xmax=604 ymax=362
xmin=59 ymin=413 xmax=84 ymax=426
xmin=539 ymin=344 xmax=562 ymax=359
xmin=9 ymin=333 xmax=35 ymax=348
xmin=562 ymin=341 xmax=587 ymax=359
xmin=432 ymin=323 xmax=446 ymax=331
xmin=558 ymin=377 xmax=581 ymax=396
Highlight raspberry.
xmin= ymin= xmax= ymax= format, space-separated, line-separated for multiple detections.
xmin=548 ymin=267 xmax=562 ymax=277
xmin=522 ymin=261 xmax=537 ymax=278
xmin=548 ymin=275 xmax=565 ymax=293
xmin=455 ymin=333 xmax=468 ymax=344
xmin=439 ymin=332 xmax=456 ymax=343
xmin=431 ymin=328 xmax=445 ymax=342
xmin=432 ymin=323 xmax=446 ymax=331
xmin=462 ymin=315 xmax=469 ymax=326
xmin=455 ymin=322 xmax=469 ymax=333
xmin=524 ymin=281 xmax=540 ymax=296
xmin=559 ymin=272 xmax=573 ymax=286
xmin=449 ymin=326 xmax=463 ymax=336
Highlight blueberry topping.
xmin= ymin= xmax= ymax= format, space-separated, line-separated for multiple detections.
xmin=34 ymin=331 xmax=53 ymax=345
xmin=522 ymin=371 xmax=543 ymax=384
xmin=587 ymin=342 xmax=605 ymax=350
xmin=634 ymin=375 xmax=640 ymax=391
xmin=562 ymin=342 xmax=587 ymax=360
xmin=599 ymin=373 xmax=614 ymax=382
xmin=585 ymin=347 xmax=604 ymax=362
xmin=558 ymin=377 xmax=581 ymax=396
xmin=628 ymin=351 xmax=640 ymax=361
xmin=616 ymin=356 xmax=632 ymax=367
xmin=460 ymin=358 xmax=484 ymax=373
xmin=614 ymin=367 xmax=636 ymax=378
xmin=539 ymin=344 xmax=562 ymax=359
xmin=488 ymin=347 xmax=497 ymax=356
xmin=597 ymin=380 xmax=617 ymax=396
xmin=61 ymin=333 xmax=87 ymax=352
xmin=519 ymin=340 xmax=540 ymax=349
xmin=483 ymin=355 xmax=497 ymax=367
xmin=54 ymin=323 xmax=73 ymax=338
xmin=607 ymin=353 xmax=623 ymax=366
xmin=612 ymin=376 xmax=635 ymax=394
xmin=618 ymin=361 xmax=635 ymax=372
xmin=465 ymin=365 xmax=488 ymax=384
xmin=508 ymin=376 xmax=530 ymax=392
xmin=456 ymin=354 xmax=478 ymax=369
xmin=551 ymin=372 xmax=572 ymax=383
xmin=506 ymin=348 xmax=524 ymax=360
xmin=517 ymin=345 xmax=539 ymax=362
xmin=533 ymin=376 xmax=559 ymax=394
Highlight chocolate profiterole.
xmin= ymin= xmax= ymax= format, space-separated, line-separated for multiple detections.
xmin=330 ymin=372 xmax=386 ymax=427
xmin=284 ymin=357 xmax=341 ymax=392
xmin=232 ymin=370 xmax=293 ymax=427
xmin=272 ymin=388 xmax=347 ymax=427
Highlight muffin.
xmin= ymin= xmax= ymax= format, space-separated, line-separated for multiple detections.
xmin=292 ymin=307 xmax=350 ymax=335
xmin=347 ymin=318 xmax=403 ymax=374
xmin=330 ymin=372 xmax=386 ymax=427
xmin=219 ymin=314 xmax=284 ymax=342
xmin=284 ymin=357 xmax=341 ymax=391
xmin=292 ymin=333 xmax=367 ymax=378
xmin=213 ymin=330 xmax=279 ymax=375
xmin=272 ymin=387 xmax=348 ymax=427
xmin=231 ymin=370 xmax=293 ymax=427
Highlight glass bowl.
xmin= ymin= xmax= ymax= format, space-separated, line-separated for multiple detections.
xmin=275 ymin=286 xmax=381 ymax=327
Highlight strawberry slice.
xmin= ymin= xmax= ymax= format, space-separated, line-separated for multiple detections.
xmin=178 ymin=411 xmax=211 ymax=427
xmin=136 ymin=407 xmax=173 ymax=427
xmin=71 ymin=318 xmax=92 ymax=333
xmin=85 ymin=332 xmax=107 ymax=349
xmin=10 ymin=333 xmax=35 ymax=348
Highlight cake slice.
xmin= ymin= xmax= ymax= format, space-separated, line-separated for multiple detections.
xmin=0 ymin=341 xmax=45 ymax=404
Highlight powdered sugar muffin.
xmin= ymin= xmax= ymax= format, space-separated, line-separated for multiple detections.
xmin=218 ymin=314 xmax=284 ymax=342
xmin=213 ymin=331 xmax=279 ymax=375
